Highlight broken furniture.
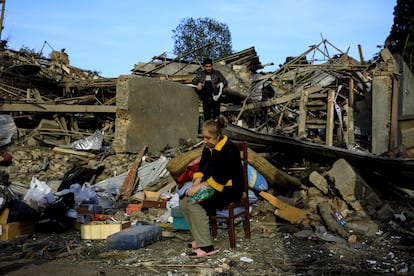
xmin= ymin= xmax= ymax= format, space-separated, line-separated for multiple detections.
xmin=209 ymin=141 xmax=251 ymax=248
xmin=80 ymin=220 xmax=131 ymax=240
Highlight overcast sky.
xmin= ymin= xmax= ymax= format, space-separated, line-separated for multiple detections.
xmin=3 ymin=0 xmax=396 ymax=78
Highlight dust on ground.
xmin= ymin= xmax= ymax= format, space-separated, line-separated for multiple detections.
xmin=1 ymin=200 xmax=413 ymax=276
xmin=0 ymin=144 xmax=413 ymax=275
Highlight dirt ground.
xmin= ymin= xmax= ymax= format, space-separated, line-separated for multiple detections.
xmin=1 ymin=200 xmax=413 ymax=276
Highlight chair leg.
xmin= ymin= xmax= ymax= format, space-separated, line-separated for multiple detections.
xmin=228 ymin=209 xmax=236 ymax=248
xmin=209 ymin=216 xmax=218 ymax=238
xmin=244 ymin=206 xmax=251 ymax=239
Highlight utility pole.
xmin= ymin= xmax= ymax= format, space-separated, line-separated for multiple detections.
xmin=0 ymin=0 xmax=5 ymax=40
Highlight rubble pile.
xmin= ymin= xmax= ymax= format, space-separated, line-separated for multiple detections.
xmin=0 ymin=39 xmax=413 ymax=275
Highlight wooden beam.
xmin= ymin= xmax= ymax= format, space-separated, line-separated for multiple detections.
xmin=326 ymin=89 xmax=335 ymax=146
xmin=298 ymin=88 xmax=308 ymax=138
xmin=116 ymin=146 xmax=147 ymax=201
xmin=243 ymin=85 xmax=321 ymax=111
xmin=0 ymin=103 xmax=117 ymax=113
xmin=259 ymin=191 xmax=310 ymax=225
xmin=348 ymin=78 xmax=355 ymax=147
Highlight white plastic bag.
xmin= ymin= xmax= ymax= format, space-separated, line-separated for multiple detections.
xmin=23 ymin=177 xmax=53 ymax=207
xmin=70 ymin=129 xmax=103 ymax=150
xmin=70 ymin=183 xmax=99 ymax=206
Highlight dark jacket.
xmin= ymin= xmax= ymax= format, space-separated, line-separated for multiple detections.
xmin=192 ymin=68 xmax=227 ymax=100
xmin=192 ymin=136 xmax=243 ymax=212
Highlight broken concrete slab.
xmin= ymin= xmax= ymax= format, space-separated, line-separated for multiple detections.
xmin=309 ymin=171 xmax=329 ymax=195
xmin=325 ymin=158 xmax=384 ymax=217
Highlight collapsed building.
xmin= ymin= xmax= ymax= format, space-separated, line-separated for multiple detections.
xmin=1 ymin=39 xmax=414 ymax=184
xmin=130 ymin=40 xmax=414 ymax=188
xmin=132 ymin=40 xmax=414 ymax=158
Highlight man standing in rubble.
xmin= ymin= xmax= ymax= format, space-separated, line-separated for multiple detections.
xmin=192 ymin=58 xmax=227 ymax=121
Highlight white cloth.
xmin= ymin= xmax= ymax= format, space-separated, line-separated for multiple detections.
xmin=213 ymin=82 xmax=224 ymax=101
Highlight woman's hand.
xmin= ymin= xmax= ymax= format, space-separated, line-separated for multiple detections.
xmin=186 ymin=184 xmax=201 ymax=196
xmin=186 ymin=180 xmax=208 ymax=196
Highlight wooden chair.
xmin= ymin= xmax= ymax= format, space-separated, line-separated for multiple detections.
xmin=209 ymin=141 xmax=251 ymax=248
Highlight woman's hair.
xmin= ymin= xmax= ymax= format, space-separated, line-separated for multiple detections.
xmin=202 ymin=117 xmax=226 ymax=138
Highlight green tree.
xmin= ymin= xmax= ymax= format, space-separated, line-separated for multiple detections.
xmin=385 ymin=0 xmax=414 ymax=68
xmin=172 ymin=17 xmax=233 ymax=62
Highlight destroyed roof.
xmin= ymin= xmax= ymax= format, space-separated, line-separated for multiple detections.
xmin=131 ymin=46 xmax=263 ymax=77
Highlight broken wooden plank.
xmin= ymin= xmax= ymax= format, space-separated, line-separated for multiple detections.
xmin=326 ymin=89 xmax=335 ymax=146
xmin=116 ymin=145 xmax=147 ymax=201
xmin=0 ymin=103 xmax=117 ymax=113
xmin=52 ymin=146 xmax=96 ymax=158
xmin=259 ymin=191 xmax=310 ymax=225
xmin=298 ymin=88 xmax=309 ymax=138
xmin=244 ymin=90 xmax=303 ymax=110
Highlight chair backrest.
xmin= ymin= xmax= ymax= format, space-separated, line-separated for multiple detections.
xmin=233 ymin=141 xmax=249 ymax=196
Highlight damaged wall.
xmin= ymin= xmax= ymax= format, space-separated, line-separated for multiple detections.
xmin=371 ymin=50 xmax=414 ymax=156
xmin=400 ymin=56 xmax=414 ymax=116
xmin=398 ymin=56 xmax=414 ymax=156
xmin=371 ymin=73 xmax=392 ymax=155
xmin=113 ymin=76 xmax=199 ymax=154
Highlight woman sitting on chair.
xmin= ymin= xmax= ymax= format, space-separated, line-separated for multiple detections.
xmin=179 ymin=117 xmax=244 ymax=258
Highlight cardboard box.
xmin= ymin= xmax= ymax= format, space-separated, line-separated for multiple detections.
xmin=81 ymin=221 xmax=131 ymax=240
xmin=144 ymin=191 xmax=160 ymax=201
xmin=0 ymin=208 xmax=34 ymax=240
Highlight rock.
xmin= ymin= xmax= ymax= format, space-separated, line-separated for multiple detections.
xmin=326 ymin=158 xmax=383 ymax=217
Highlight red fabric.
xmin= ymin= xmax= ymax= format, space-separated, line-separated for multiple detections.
xmin=0 ymin=152 xmax=12 ymax=166
xmin=176 ymin=156 xmax=201 ymax=188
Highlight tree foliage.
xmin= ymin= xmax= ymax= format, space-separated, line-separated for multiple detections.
xmin=172 ymin=17 xmax=233 ymax=62
xmin=385 ymin=0 xmax=414 ymax=67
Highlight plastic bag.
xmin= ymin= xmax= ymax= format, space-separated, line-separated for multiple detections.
xmin=70 ymin=129 xmax=103 ymax=150
xmin=189 ymin=186 xmax=215 ymax=203
xmin=0 ymin=115 xmax=17 ymax=147
xmin=70 ymin=183 xmax=99 ymax=206
xmin=247 ymin=164 xmax=268 ymax=191
xmin=23 ymin=177 xmax=54 ymax=207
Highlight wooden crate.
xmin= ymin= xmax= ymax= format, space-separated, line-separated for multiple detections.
xmin=0 ymin=208 xmax=34 ymax=240
xmin=144 ymin=191 xmax=160 ymax=201
xmin=80 ymin=221 xmax=131 ymax=240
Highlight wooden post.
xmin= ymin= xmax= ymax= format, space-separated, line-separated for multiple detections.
xmin=298 ymin=88 xmax=309 ymax=138
xmin=348 ymin=78 xmax=355 ymax=147
xmin=342 ymin=100 xmax=349 ymax=146
xmin=326 ymin=89 xmax=335 ymax=146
